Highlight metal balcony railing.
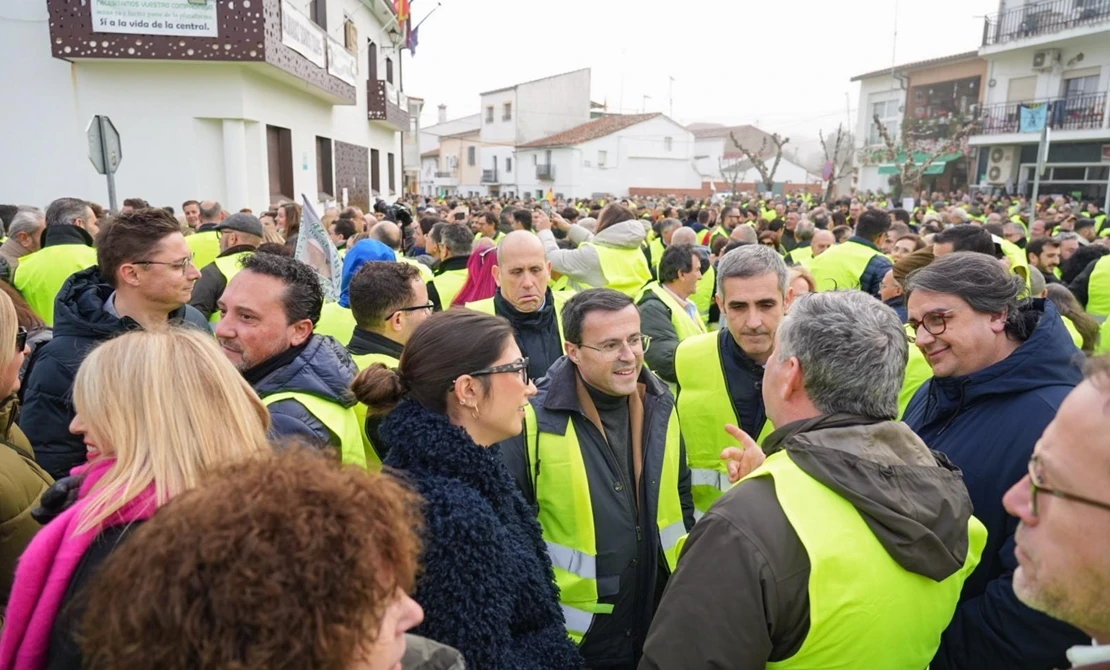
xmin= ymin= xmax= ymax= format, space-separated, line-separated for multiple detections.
xmin=982 ymin=0 xmax=1110 ymax=45
xmin=435 ymin=170 xmax=456 ymax=178
xmin=977 ymin=93 xmax=1107 ymax=134
xmin=481 ymin=169 xmax=499 ymax=183
xmin=536 ymin=164 xmax=555 ymax=181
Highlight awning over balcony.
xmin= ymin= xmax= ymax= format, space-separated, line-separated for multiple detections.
xmin=877 ymin=152 xmax=963 ymax=175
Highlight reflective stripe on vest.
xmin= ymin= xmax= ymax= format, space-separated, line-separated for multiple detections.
xmin=523 ymin=402 xmax=685 ymax=643
xmin=674 ymin=332 xmax=774 ymax=517
xmin=186 ymin=230 xmax=221 ymax=271
xmin=787 ymin=245 xmax=814 ymax=268
xmin=748 ymin=450 xmax=986 ymax=669
xmin=581 ymin=242 xmax=652 ymax=298
xmin=808 ymin=240 xmax=881 ymax=292
xmin=1087 ymin=256 xmax=1110 ymax=319
xmin=13 ymin=244 xmax=99 ymax=326
xmin=208 ymin=251 xmax=253 ymax=324
xmin=433 ymin=268 xmax=469 ymax=308
xmin=262 ymin=391 xmax=364 ymax=467
xmin=349 ymin=352 xmax=399 ymax=470
xmin=315 ymin=302 xmax=358 ymax=343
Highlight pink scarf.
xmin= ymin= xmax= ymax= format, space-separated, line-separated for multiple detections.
xmin=0 ymin=458 xmax=158 ymax=670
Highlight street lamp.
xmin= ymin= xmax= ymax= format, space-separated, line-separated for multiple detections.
xmin=388 ymin=26 xmax=403 ymax=48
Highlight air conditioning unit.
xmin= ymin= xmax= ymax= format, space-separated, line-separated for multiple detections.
xmin=1032 ymin=49 xmax=1061 ymax=72
xmin=986 ymin=146 xmax=1015 ymax=185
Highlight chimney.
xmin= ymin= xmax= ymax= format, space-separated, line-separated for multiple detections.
xmin=437 ymin=104 xmax=447 ymax=124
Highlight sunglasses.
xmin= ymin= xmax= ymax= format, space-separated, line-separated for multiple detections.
xmin=453 ymin=357 xmax=531 ymax=388
xmin=15 ymin=327 xmax=26 ymax=352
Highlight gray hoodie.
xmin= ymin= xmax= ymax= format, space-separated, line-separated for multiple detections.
xmin=539 ymin=220 xmax=647 ymax=291
xmin=639 ymin=414 xmax=978 ymax=669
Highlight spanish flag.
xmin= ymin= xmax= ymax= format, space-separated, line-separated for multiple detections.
xmin=394 ymin=0 xmax=410 ymax=22
xmin=545 ymin=188 xmax=555 ymax=203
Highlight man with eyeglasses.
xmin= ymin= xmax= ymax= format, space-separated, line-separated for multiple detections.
xmin=902 ymin=252 xmax=1087 ymax=670
xmin=499 ymin=288 xmax=694 ymax=670
xmin=21 ymin=208 xmax=207 ymax=480
xmin=673 ymin=245 xmax=793 ymax=518
xmin=346 ymin=261 xmax=431 ymax=464
xmin=216 ymin=253 xmax=361 ymax=463
xmin=188 ymin=212 xmax=264 ymax=322
xmin=1003 ymin=356 xmax=1110 ymax=668
xmin=465 ymin=231 xmax=572 ymax=380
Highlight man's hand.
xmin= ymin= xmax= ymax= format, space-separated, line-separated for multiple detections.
xmin=720 ymin=424 xmax=766 ymax=483
xmin=550 ymin=211 xmax=571 ymax=232
xmin=533 ymin=209 xmax=553 ymax=232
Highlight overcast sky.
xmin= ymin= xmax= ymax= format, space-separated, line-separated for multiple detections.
xmin=403 ymin=0 xmax=1000 ymax=151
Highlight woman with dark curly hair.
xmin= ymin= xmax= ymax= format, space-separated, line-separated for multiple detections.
xmin=353 ymin=310 xmax=583 ymax=669
xmin=78 ymin=449 xmax=458 ymax=670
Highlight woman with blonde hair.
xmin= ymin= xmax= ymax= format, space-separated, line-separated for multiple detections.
xmin=0 ymin=327 xmax=272 ymax=670
xmin=0 ymin=290 xmax=52 ymax=609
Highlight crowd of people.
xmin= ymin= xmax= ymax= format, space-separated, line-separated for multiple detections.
xmin=0 ymin=186 xmax=1107 ymax=669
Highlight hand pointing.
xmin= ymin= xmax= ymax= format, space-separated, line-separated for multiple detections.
xmin=720 ymin=424 xmax=766 ymax=483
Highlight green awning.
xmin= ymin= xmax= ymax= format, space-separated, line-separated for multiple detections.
xmin=877 ymin=152 xmax=962 ymax=176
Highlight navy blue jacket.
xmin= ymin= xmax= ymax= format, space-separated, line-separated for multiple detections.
xmin=904 ymin=301 xmax=1086 ymax=670
xmin=849 ymin=236 xmax=893 ymax=298
xmin=254 ymin=334 xmax=358 ymax=447
xmin=21 ymin=267 xmax=209 ymax=480
xmin=381 ymin=398 xmax=583 ymax=670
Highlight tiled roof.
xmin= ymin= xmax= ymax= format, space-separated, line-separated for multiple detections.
xmin=519 ymin=113 xmax=662 ymax=148
xmin=690 ymin=124 xmax=759 ymax=139
xmin=850 ymin=50 xmax=981 ymax=81
xmin=421 ymin=148 xmax=439 ymax=158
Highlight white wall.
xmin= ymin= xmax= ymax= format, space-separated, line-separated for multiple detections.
xmin=0 ymin=0 xmax=405 ymax=211
xmin=981 ymin=32 xmax=1110 ymax=108
xmin=515 ymin=69 xmax=591 ymax=145
xmin=479 ymin=89 xmax=518 ymax=147
xmin=855 ymin=75 xmax=907 ymax=148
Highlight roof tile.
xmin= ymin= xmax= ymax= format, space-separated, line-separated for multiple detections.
xmin=519 ymin=113 xmax=662 ymax=148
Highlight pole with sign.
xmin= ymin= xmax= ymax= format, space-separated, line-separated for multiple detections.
xmin=86 ymin=115 xmax=122 ymax=213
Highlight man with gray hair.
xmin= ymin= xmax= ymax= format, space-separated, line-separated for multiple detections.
xmin=0 ymin=206 xmax=45 ymax=278
xmin=430 ymin=224 xmax=473 ymax=308
xmin=672 ymin=245 xmax=793 ymax=517
xmin=642 ymin=290 xmax=987 ymax=669
xmin=729 ymin=223 xmax=758 ymax=245
xmin=784 ymin=218 xmax=816 ymax=267
xmin=13 ymin=197 xmax=99 ymax=325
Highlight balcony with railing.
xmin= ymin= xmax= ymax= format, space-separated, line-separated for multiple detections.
xmin=434 ymin=169 xmax=458 ymax=186
xmin=536 ymin=164 xmax=556 ymax=181
xmin=982 ymin=0 xmax=1110 ymax=46
xmin=368 ymin=80 xmax=410 ymax=131
xmin=977 ymin=93 xmax=1107 ymax=134
xmin=481 ymin=168 xmax=499 ymax=184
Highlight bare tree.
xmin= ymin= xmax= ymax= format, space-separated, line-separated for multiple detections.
xmin=819 ymin=124 xmax=854 ymax=201
xmin=718 ymin=157 xmax=741 ymax=196
xmin=730 ymin=130 xmax=790 ymax=193
xmin=862 ymin=110 xmax=979 ymax=200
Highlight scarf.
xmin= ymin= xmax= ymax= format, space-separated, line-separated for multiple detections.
xmin=0 ymin=457 xmax=158 ymax=670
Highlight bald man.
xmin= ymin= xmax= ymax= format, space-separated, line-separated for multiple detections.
xmin=670 ymin=226 xmax=698 ymax=246
xmin=730 ymin=224 xmax=759 ymax=245
xmin=465 ymin=230 xmax=572 ymax=379
xmin=811 ymin=229 xmax=836 ymax=258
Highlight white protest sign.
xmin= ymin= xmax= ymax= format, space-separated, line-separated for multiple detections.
xmin=92 ymin=0 xmax=218 ymax=37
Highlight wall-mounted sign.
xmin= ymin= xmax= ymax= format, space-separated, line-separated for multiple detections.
xmin=91 ymin=0 xmax=218 ymax=37
xmin=327 ymin=36 xmax=358 ymax=87
xmin=281 ymin=1 xmax=326 ymax=68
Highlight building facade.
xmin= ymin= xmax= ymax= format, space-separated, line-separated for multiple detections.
xmin=1 ymin=0 xmax=412 ymax=213
xmin=972 ymin=0 xmax=1110 ymax=202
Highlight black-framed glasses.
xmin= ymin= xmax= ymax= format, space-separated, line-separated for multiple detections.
xmin=576 ymin=334 xmax=651 ymax=359
xmin=454 ymin=358 xmax=530 ymax=387
xmin=132 ymin=255 xmax=195 ymax=276
xmin=906 ymin=309 xmax=956 ymax=343
xmin=388 ymin=302 xmax=434 ymax=319
xmin=1028 ymin=453 xmax=1110 ymax=518
xmin=15 ymin=327 xmax=27 ymax=352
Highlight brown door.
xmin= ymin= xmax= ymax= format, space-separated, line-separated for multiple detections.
xmin=371 ymin=148 xmax=381 ymax=195
xmin=267 ymin=125 xmax=293 ymax=201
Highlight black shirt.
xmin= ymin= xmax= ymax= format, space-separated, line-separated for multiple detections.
xmin=718 ymin=328 xmax=769 ymax=437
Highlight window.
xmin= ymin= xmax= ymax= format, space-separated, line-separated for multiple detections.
xmin=315 ymin=136 xmax=334 ymax=198
xmin=367 ymin=40 xmax=378 ymax=81
xmin=388 ymin=153 xmax=396 ymax=195
xmin=503 ymin=102 xmax=512 ymax=121
xmin=506 ymin=157 xmax=512 ymax=173
xmin=468 ymin=146 xmax=476 ymax=166
xmin=266 ymin=125 xmax=293 ymax=201
xmin=868 ymin=99 xmax=901 ymax=145
xmin=664 ymin=137 xmax=673 ymax=152
xmin=385 ymin=57 xmax=393 ymax=84
xmin=1064 ymin=73 xmax=1100 ymax=98
xmin=371 ymin=148 xmax=381 ymax=194
xmin=309 ymin=0 xmax=326 ymax=30
xmin=598 ymin=150 xmax=607 ymax=167
xmin=536 ymin=190 xmax=544 ymax=199
xmin=532 ymin=154 xmax=537 ymax=165
xmin=486 ymin=106 xmax=495 ymax=123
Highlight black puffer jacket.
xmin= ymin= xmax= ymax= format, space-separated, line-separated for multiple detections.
xmin=21 ymin=267 xmax=209 ymax=480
